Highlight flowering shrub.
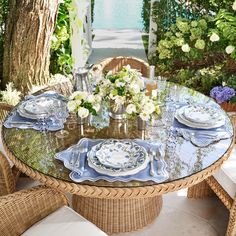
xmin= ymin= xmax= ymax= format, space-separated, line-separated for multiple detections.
xmin=210 ymin=86 xmax=235 ymax=103
xmin=67 ymin=91 xmax=102 ymax=119
xmin=153 ymin=0 xmax=236 ymax=102
xmin=0 ymin=83 xmax=21 ymax=105
xmin=156 ymin=16 xmax=228 ymax=72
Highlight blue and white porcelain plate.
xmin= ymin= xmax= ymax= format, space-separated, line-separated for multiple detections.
xmin=87 ymin=139 xmax=149 ymax=176
xmin=175 ymin=105 xmax=225 ymax=129
xmin=183 ymin=105 xmax=225 ymax=124
xmin=18 ymin=97 xmax=66 ymax=119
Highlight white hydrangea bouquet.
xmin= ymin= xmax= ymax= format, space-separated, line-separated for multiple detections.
xmin=95 ymin=65 xmax=145 ymax=111
xmin=67 ymin=91 xmax=102 ymax=119
xmin=126 ymin=91 xmax=160 ymax=121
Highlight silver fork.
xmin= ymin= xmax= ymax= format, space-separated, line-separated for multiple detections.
xmin=149 ymin=146 xmax=156 ymax=176
xmin=151 ymin=143 xmax=166 ymax=175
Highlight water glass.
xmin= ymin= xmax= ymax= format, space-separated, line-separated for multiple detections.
xmin=161 ymin=104 xmax=176 ymax=128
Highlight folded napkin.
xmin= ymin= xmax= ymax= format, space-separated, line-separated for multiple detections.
xmin=4 ymin=91 xmax=69 ymax=131
xmin=172 ymin=112 xmax=233 ymax=147
xmin=55 ymin=138 xmax=169 ymax=183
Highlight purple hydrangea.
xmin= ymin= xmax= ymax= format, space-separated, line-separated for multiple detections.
xmin=210 ymin=86 xmax=235 ymax=104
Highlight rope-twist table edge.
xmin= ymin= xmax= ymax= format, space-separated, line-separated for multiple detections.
xmin=3 ymin=134 xmax=235 ymax=199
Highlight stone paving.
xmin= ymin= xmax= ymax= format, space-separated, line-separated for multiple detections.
xmin=88 ymin=29 xmax=147 ymax=64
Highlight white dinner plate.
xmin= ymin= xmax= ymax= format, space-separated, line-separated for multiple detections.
xmin=182 ymin=105 xmax=225 ymax=124
xmin=87 ymin=140 xmax=149 ymax=177
xmin=175 ymin=107 xmax=225 ymax=129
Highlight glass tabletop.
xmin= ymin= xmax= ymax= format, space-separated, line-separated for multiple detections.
xmin=2 ymin=82 xmax=234 ymax=188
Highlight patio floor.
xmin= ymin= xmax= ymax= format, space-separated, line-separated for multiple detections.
xmin=88 ymin=29 xmax=147 ymax=64
xmin=17 ymin=178 xmax=228 ymax=236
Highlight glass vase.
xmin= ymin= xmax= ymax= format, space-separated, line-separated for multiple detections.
xmin=77 ymin=114 xmax=90 ymax=125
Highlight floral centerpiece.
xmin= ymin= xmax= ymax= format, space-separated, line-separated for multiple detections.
xmin=95 ymin=65 xmax=145 ymax=119
xmin=67 ymin=91 xmax=102 ymax=124
xmin=95 ymin=65 xmax=160 ymax=128
xmin=126 ymin=92 xmax=160 ymax=120
xmin=126 ymin=92 xmax=161 ymax=129
xmin=210 ymin=86 xmax=236 ymax=112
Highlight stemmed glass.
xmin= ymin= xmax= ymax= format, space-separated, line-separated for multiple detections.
xmin=54 ymin=101 xmax=69 ymax=138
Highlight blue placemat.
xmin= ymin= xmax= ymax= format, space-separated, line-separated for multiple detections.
xmin=55 ymin=138 xmax=169 ymax=183
xmin=4 ymin=91 xmax=69 ymax=131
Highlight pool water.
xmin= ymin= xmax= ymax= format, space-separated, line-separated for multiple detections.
xmin=93 ymin=0 xmax=144 ymax=29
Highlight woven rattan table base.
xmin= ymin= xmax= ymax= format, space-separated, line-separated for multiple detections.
xmin=72 ymin=195 xmax=162 ymax=234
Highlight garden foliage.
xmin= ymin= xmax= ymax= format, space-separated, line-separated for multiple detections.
xmin=152 ymin=0 xmax=236 ymax=102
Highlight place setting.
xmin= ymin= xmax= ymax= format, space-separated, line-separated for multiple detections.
xmin=55 ymin=138 xmax=169 ymax=183
xmin=173 ymin=104 xmax=233 ymax=147
xmin=4 ymin=91 xmax=69 ymax=131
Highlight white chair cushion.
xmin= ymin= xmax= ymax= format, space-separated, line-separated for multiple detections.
xmin=213 ymin=146 xmax=236 ymax=199
xmin=22 ymin=206 xmax=108 ymax=236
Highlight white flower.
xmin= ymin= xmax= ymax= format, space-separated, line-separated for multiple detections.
xmin=87 ymin=94 xmax=95 ymax=103
xmin=233 ymin=0 xmax=236 ymax=10
xmin=140 ymin=95 xmax=150 ymax=106
xmin=225 ymin=45 xmax=235 ymax=54
xmin=77 ymin=107 xmax=89 ymax=118
xmin=0 ymin=83 xmax=21 ymax=106
xmin=75 ymin=100 xmax=81 ymax=106
xmin=143 ymin=102 xmax=155 ymax=114
xmin=129 ymin=82 xmax=141 ymax=93
xmin=114 ymin=96 xmax=125 ymax=105
xmin=126 ymin=104 xmax=137 ymax=114
xmin=139 ymin=112 xmax=150 ymax=121
xmin=151 ymin=89 xmax=158 ymax=98
xmin=106 ymin=71 xmax=113 ymax=76
xmin=93 ymin=103 xmax=101 ymax=112
xmin=210 ymin=33 xmax=220 ymax=42
xmin=136 ymin=79 xmax=145 ymax=90
xmin=94 ymin=94 xmax=102 ymax=103
xmin=181 ymin=44 xmax=190 ymax=52
xmin=67 ymin=100 xmax=77 ymax=112
xmin=123 ymin=76 xmax=131 ymax=83
xmin=124 ymin=65 xmax=131 ymax=70
xmin=69 ymin=91 xmax=81 ymax=100
xmin=69 ymin=91 xmax=88 ymax=100
xmin=115 ymin=80 xmax=125 ymax=87
xmin=78 ymin=91 xmax=88 ymax=100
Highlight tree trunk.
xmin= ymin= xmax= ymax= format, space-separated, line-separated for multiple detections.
xmin=3 ymin=0 xmax=59 ymax=94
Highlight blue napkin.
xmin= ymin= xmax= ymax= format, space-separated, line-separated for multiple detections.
xmin=55 ymin=138 xmax=169 ymax=183
xmin=4 ymin=91 xmax=69 ymax=131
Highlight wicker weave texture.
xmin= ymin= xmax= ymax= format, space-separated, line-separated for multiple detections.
xmin=206 ymin=176 xmax=233 ymax=210
xmin=92 ymin=56 xmax=150 ymax=77
xmin=0 ymin=103 xmax=15 ymax=196
xmin=0 ymin=103 xmax=13 ymax=122
xmin=73 ymin=195 xmax=162 ymax=234
xmin=41 ymin=81 xmax=73 ymax=97
xmin=3 ymin=132 xmax=234 ymax=200
xmin=0 ymin=186 xmax=68 ymax=236
xmin=187 ymin=180 xmax=215 ymax=199
xmin=0 ymin=152 xmax=15 ymax=195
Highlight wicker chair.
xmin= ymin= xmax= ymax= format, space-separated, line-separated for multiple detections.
xmin=0 ymin=103 xmax=21 ymax=196
xmin=0 ymin=186 xmax=68 ymax=235
xmin=92 ymin=56 xmax=150 ymax=77
xmin=40 ymin=81 xmax=73 ymax=97
xmin=188 ymin=114 xmax=236 ymax=236
xmin=0 ymin=186 xmax=107 ymax=236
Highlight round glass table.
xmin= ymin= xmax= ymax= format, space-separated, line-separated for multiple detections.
xmin=2 ymin=83 xmax=235 ymax=234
